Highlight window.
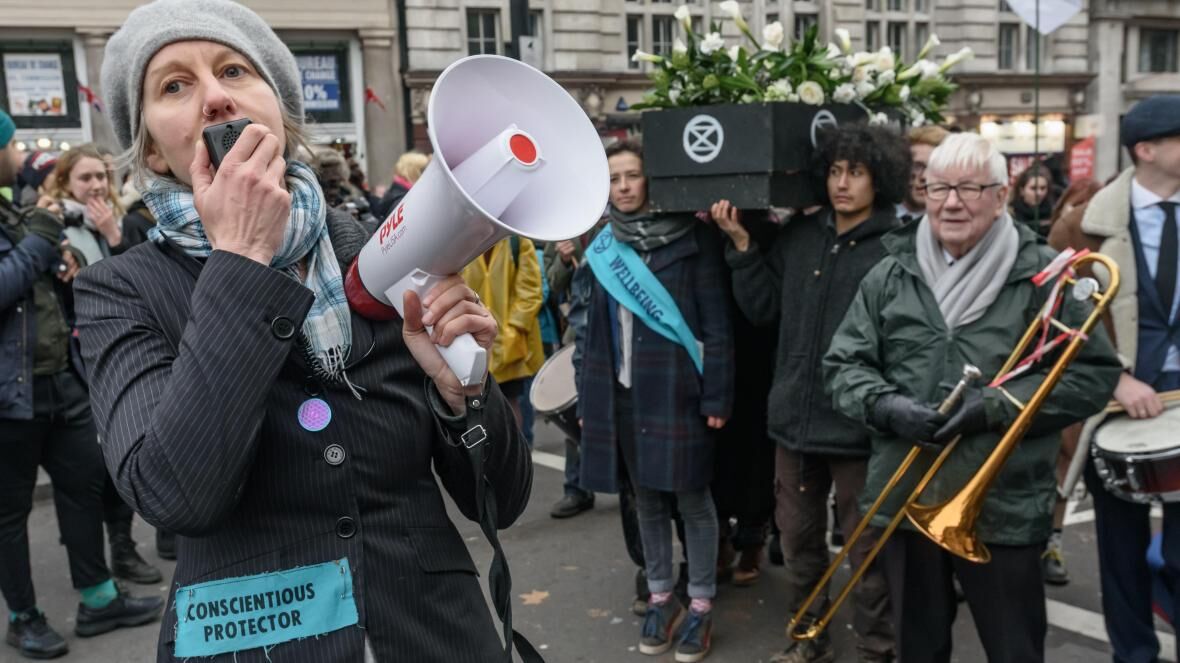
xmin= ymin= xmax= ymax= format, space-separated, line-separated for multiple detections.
xmin=887 ymin=0 xmax=905 ymax=10
xmin=466 ymin=9 xmax=499 ymax=55
xmin=1025 ymin=25 xmax=1042 ymax=70
xmin=527 ymin=10 xmax=542 ymax=37
xmin=1139 ymin=28 xmax=1179 ymax=73
xmin=866 ymin=21 xmax=881 ymax=52
xmin=866 ymin=0 xmax=878 ymax=9
xmin=795 ymin=13 xmax=818 ymax=41
xmin=914 ymin=23 xmax=928 ymax=58
xmin=999 ymin=0 xmax=1013 ymax=11
xmin=627 ymin=15 xmax=642 ymax=68
xmin=652 ymin=15 xmax=675 ymax=56
xmin=767 ymin=12 xmax=779 ymax=26
xmin=914 ymin=0 xmax=927 ymax=12
xmin=998 ymin=23 xmax=1019 ymax=70
xmin=887 ymin=21 xmax=906 ymax=55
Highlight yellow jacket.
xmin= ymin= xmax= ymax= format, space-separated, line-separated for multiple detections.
xmin=461 ymin=237 xmax=545 ymax=384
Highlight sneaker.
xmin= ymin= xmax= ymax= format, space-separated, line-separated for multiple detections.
xmin=5 ymin=609 xmax=68 ymax=659
xmin=639 ymin=599 xmax=685 ymax=656
xmin=550 ymin=493 xmax=594 ymax=519
xmin=674 ymin=609 xmax=713 ymax=662
xmin=75 ymin=588 xmax=164 ymax=637
xmin=1042 ymin=545 xmax=1070 ymax=586
xmin=770 ymin=638 xmax=836 ymax=663
xmin=110 ymin=537 xmax=163 ymax=585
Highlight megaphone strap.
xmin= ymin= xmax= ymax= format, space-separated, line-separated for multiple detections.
xmin=460 ymin=388 xmax=546 ymax=663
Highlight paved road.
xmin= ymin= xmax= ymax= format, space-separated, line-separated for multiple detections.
xmin=5 ymin=420 xmax=1174 ymax=662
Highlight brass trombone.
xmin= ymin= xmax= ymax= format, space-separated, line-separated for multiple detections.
xmin=788 ymin=252 xmax=1120 ymax=641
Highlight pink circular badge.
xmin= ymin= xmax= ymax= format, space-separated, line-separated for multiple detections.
xmin=298 ymin=398 xmax=332 ymax=432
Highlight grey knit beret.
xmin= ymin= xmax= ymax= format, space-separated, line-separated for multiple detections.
xmin=101 ymin=0 xmax=303 ymax=150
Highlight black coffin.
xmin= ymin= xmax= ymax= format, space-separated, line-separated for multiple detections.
xmin=640 ymin=102 xmax=880 ymax=212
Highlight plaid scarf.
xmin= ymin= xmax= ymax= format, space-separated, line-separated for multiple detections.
xmin=144 ymin=161 xmax=352 ymax=380
xmin=608 ymin=205 xmax=696 ymax=252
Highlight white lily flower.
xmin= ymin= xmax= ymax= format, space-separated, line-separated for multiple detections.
xmin=834 ymin=28 xmax=853 ymax=54
xmin=631 ymin=49 xmax=664 ymax=64
xmin=797 ymin=81 xmax=825 ymax=106
xmin=674 ymin=5 xmax=692 ymax=31
xmin=728 ymin=45 xmax=742 ymax=61
xmin=787 ymin=92 xmax=800 ymax=102
xmin=898 ymin=85 xmax=911 ymax=102
xmin=917 ymin=33 xmax=941 ymax=61
xmin=856 ymin=80 xmax=877 ymax=99
xmin=869 ymin=112 xmax=890 ymax=126
xmin=832 ymin=83 xmax=857 ymax=103
xmin=877 ymin=69 xmax=896 ymax=85
xmin=673 ymin=38 xmax=688 ymax=55
xmin=899 ymin=58 xmax=936 ymax=81
xmin=718 ymin=0 xmax=749 ymax=32
xmin=850 ymin=51 xmax=877 ymax=68
xmin=852 ymin=66 xmax=871 ymax=83
xmin=875 ymin=46 xmax=895 ymax=72
xmin=825 ymin=43 xmax=843 ymax=60
xmin=763 ymin=21 xmax=785 ymax=50
xmin=940 ymin=47 xmax=974 ymax=72
xmin=700 ymin=32 xmax=725 ymax=55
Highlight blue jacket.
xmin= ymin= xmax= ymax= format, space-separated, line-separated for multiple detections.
xmin=574 ymin=223 xmax=734 ymax=493
xmin=0 ymin=198 xmax=85 ymax=420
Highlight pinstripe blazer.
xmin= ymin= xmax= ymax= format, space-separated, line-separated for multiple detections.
xmin=72 ymin=209 xmax=533 ymax=662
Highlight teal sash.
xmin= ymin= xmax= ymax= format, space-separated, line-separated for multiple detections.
xmin=174 ymin=558 xmax=359 ymax=657
xmin=585 ymin=224 xmax=703 ymax=373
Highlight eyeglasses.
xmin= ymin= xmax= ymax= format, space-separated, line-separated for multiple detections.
xmin=922 ymin=182 xmax=1003 ymax=201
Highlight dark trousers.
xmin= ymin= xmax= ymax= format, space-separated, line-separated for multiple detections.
xmin=0 ymin=371 xmax=109 ymax=613
xmin=775 ymin=448 xmax=893 ymax=656
xmin=1086 ymin=369 xmax=1180 ymax=663
xmin=882 ymin=531 xmax=1045 ymax=663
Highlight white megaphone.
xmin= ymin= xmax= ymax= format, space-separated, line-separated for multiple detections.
xmin=345 ymin=55 xmax=609 ymax=386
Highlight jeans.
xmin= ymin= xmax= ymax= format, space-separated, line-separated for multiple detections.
xmin=634 ymin=485 xmax=718 ymax=600
xmin=0 ymin=371 xmax=109 ymax=613
xmin=562 ymin=436 xmax=592 ymax=499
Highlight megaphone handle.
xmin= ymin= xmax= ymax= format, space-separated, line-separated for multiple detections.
xmin=384 ymin=270 xmax=489 ymax=388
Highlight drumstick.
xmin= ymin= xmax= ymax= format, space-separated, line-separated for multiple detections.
xmin=1103 ymin=389 xmax=1180 ymax=414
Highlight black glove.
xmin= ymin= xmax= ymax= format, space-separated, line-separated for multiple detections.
xmin=871 ymin=393 xmax=947 ymax=447
xmin=24 ymin=209 xmax=64 ymax=244
xmin=932 ymin=387 xmax=991 ymax=444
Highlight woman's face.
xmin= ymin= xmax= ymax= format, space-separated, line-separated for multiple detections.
xmin=141 ymin=41 xmax=286 ymax=186
xmin=67 ymin=156 xmax=109 ymax=203
xmin=1020 ymin=175 xmax=1049 ymax=206
xmin=608 ymin=151 xmax=647 ymax=214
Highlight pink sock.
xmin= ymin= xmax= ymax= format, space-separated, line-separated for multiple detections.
xmin=650 ymin=591 xmax=673 ymax=606
xmin=689 ymin=598 xmax=713 ymax=614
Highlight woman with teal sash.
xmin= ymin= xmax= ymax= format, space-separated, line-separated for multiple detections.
xmin=574 ymin=139 xmax=734 ymax=663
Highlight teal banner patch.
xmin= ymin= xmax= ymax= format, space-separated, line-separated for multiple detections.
xmin=174 ymin=558 xmax=358 ymax=658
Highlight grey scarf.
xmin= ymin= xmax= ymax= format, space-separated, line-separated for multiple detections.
xmin=916 ymin=213 xmax=1021 ymax=329
xmin=608 ymin=206 xmax=695 ymax=251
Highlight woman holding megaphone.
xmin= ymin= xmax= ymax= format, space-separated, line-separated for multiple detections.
xmin=72 ymin=1 xmax=533 ymax=661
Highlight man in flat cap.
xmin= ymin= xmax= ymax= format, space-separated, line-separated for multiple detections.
xmin=1050 ymin=94 xmax=1180 ymax=663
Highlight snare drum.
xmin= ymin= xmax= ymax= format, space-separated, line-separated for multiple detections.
xmin=529 ymin=344 xmax=580 ymax=443
xmin=1092 ymin=407 xmax=1180 ymax=503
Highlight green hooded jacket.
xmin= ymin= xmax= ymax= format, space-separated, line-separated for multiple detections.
xmin=823 ymin=221 xmax=1122 ymax=546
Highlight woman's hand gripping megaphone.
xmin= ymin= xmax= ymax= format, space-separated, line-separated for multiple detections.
xmin=401 ymin=275 xmax=498 ymax=415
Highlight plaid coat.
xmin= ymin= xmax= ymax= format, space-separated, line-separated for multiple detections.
xmin=575 ymin=223 xmax=734 ymax=493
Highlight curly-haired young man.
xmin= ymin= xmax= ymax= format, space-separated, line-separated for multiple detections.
xmin=711 ymin=123 xmax=910 ymax=663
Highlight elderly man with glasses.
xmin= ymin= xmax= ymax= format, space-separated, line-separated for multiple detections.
xmin=823 ymin=132 xmax=1122 ymax=663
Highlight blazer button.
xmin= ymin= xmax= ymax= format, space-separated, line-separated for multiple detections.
xmin=324 ymin=444 xmax=346 ymax=466
xmin=271 ymin=316 xmax=296 ymax=340
xmin=335 ymin=516 xmax=356 ymax=539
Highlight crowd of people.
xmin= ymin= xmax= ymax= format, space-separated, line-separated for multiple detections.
xmin=0 ymin=1 xmax=1177 ymax=661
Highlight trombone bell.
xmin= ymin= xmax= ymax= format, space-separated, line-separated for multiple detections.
xmin=904 ymin=500 xmax=990 ymax=564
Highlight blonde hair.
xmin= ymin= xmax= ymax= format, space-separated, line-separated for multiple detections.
xmin=393 ymin=151 xmax=430 ymax=184
xmin=47 ymin=143 xmax=126 ymax=218
xmin=908 ymin=125 xmax=950 ymax=148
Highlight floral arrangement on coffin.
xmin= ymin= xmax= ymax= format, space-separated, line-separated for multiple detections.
xmin=630 ymin=0 xmax=973 ymax=127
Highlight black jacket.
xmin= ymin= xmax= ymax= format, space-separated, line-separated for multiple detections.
xmin=727 ymin=207 xmax=899 ymax=456
xmin=73 ymin=209 xmax=532 ymax=662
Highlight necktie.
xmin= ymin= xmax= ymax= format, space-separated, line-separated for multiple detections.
xmin=1157 ymin=201 xmax=1178 ymax=319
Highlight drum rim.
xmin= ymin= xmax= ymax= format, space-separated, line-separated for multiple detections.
xmin=530 ymin=344 xmax=578 ymax=414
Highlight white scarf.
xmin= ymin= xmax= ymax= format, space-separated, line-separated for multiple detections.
xmin=916 ymin=213 xmax=1021 ymax=329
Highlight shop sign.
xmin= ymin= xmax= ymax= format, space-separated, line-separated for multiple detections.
xmin=3 ymin=53 xmax=66 ymax=117
xmin=296 ymin=54 xmax=341 ymax=112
